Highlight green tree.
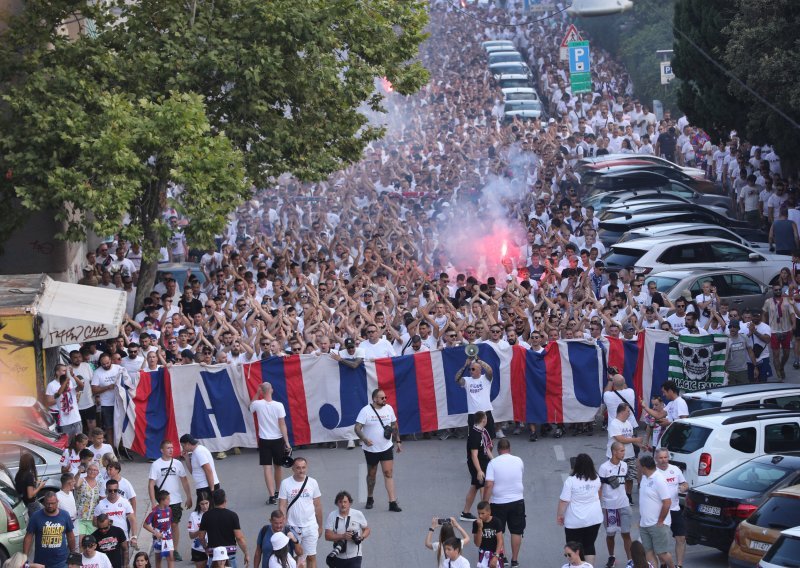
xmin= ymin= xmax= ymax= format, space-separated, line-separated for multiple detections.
xmin=0 ymin=0 xmax=429 ymax=309
xmin=723 ymin=0 xmax=800 ymax=172
xmin=672 ymin=0 xmax=747 ymax=142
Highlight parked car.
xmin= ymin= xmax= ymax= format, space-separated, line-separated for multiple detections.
xmin=683 ymin=453 xmax=800 ymax=552
xmin=488 ymin=51 xmax=524 ymax=65
xmin=496 ymin=74 xmax=533 ymax=90
xmin=0 ymin=464 xmax=27 ymax=564
xmin=0 ymin=396 xmax=57 ymax=433
xmin=758 ymin=525 xmax=800 ymax=568
xmin=597 ymin=200 xmax=730 ymax=222
xmin=730 ymin=485 xmax=800 ymax=567
xmin=0 ymin=440 xmax=65 ymax=493
xmin=602 ymin=236 xmax=790 ymax=284
xmin=618 ymin=222 xmax=769 ymax=251
xmin=584 ymin=188 xmax=729 ymax=214
xmin=502 ymin=100 xmax=543 ymax=121
xmin=580 ymin=163 xmax=721 ymax=195
xmin=490 ymin=61 xmax=531 ymax=79
xmin=0 ymin=423 xmax=68 ymax=451
xmin=642 ymin=268 xmax=769 ymax=319
xmin=683 ymin=383 xmax=800 ymax=416
xmin=155 ymin=261 xmax=206 ymax=289
xmin=577 ymin=153 xmax=706 ymax=180
xmin=597 ymin=211 xmax=751 ymax=246
xmin=658 ymin=407 xmax=800 ymax=491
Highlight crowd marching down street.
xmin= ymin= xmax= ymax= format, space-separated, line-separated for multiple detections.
xmin=14 ymin=1 xmax=800 ymax=568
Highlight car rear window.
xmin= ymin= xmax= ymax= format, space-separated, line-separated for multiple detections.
xmin=685 ymin=399 xmax=721 ymax=414
xmin=762 ymin=534 xmax=800 ymax=566
xmin=603 ymin=247 xmax=646 ymax=270
xmin=660 ymin=422 xmax=712 ymax=454
xmin=713 ymin=462 xmax=793 ymax=493
xmin=749 ymin=495 xmax=800 ymax=530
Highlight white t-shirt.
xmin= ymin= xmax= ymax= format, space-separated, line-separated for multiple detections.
xmin=666 ymin=313 xmax=686 ymax=333
xmin=355 ymin=404 xmax=396 ymax=453
xmin=561 ymin=562 xmax=592 ymax=568
xmin=323 ymin=509 xmax=368 ymax=559
xmin=81 ymin=551 xmax=113 ymax=568
xmin=485 ymin=454 xmax=524 ymax=504
xmin=360 ymin=338 xmax=396 ymax=360
xmin=89 ymin=443 xmax=115 ymax=462
xmin=598 ymin=460 xmax=629 ymax=510
xmin=278 ymin=475 xmax=322 ymax=528
xmin=607 ymin=418 xmax=635 ymax=459
xmin=190 ymin=445 xmax=219 ymax=489
xmin=188 ymin=511 xmax=206 ymax=552
xmin=61 ymin=448 xmax=81 ymax=476
xmin=639 ymin=472 xmax=672 ymax=528
xmin=91 ymin=365 xmax=123 ymax=406
xmin=431 ymin=541 xmax=471 ymax=568
xmin=94 ymin=497 xmax=134 ymax=537
xmin=72 ymin=362 xmax=97 ymax=411
xmin=602 ymin=388 xmax=637 ymax=429
xmin=100 ymin=477 xmax=136 ymax=502
xmin=559 ymin=476 xmax=603 ymax=529
xmin=268 ymin=556 xmax=297 ymax=568
xmin=656 ymin=465 xmax=686 ymax=511
xmin=665 ymin=397 xmax=689 ymax=423
xmin=46 ymin=378 xmax=82 ymax=427
xmin=463 ymin=374 xmax=493 ymax=413
xmin=57 ymin=489 xmax=77 ymax=521
xmin=250 ymin=399 xmax=287 ymax=440
xmin=148 ymin=458 xmax=187 ymax=505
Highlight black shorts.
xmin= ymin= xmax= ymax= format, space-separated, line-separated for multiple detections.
xmin=100 ymin=406 xmax=114 ymax=429
xmin=170 ymin=503 xmax=183 ymax=524
xmin=491 ymin=499 xmax=526 ymax=535
xmin=196 ymin=484 xmax=220 ymax=502
xmin=191 ymin=549 xmax=208 ymax=563
xmin=364 ymin=448 xmax=394 ymax=467
xmin=467 ymin=460 xmax=488 ymax=488
xmin=80 ymin=406 xmax=97 ymax=423
xmin=258 ymin=437 xmax=286 ymax=466
xmin=564 ymin=524 xmax=601 ymax=556
xmin=670 ymin=508 xmax=687 ymax=537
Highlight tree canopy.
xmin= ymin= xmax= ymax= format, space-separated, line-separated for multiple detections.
xmin=0 ymin=0 xmax=429 ymax=307
xmin=673 ymin=0 xmax=800 ymax=167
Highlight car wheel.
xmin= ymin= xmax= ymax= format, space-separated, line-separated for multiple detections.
xmin=0 ymin=548 xmax=9 ymax=564
xmin=686 ymin=537 xmax=698 ymax=546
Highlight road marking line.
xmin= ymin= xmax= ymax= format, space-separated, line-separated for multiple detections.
xmin=554 ymin=445 xmax=565 ymax=461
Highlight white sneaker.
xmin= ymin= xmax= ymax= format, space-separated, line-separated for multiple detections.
xmin=495 ymin=429 xmax=506 ymax=439
xmin=347 ymin=440 xmax=355 ymax=449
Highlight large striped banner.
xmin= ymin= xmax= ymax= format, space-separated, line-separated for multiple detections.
xmin=115 ymin=335 xmax=672 ymax=458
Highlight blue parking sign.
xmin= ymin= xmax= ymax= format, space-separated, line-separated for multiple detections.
xmin=568 ymin=41 xmax=591 ymax=74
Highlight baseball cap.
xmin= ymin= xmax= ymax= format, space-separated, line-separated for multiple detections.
xmin=344 ymin=338 xmax=355 ymax=348
xmin=81 ymin=534 xmax=97 ymax=547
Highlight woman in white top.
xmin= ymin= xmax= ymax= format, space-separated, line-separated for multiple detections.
xmin=557 ymin=453 xmax=603 ymax=567
xmin=562 ymin=541 xmax=593 ymax=568
xmin=268 ymin=532 xmax=296 ymax=568
xmin=424 ymin=516 xmax=470 ymax=568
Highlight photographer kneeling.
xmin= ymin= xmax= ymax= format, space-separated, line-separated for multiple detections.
xmin=324 ymin=491 xmax=370 ymax=568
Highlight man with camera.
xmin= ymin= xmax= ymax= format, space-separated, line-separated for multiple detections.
xmin=598 ymin=441 xmax=632 ymax=568
xmin=354 ymin=389 xmax=402 ymax=512
xmin=323 ymin=490 xmax=370 ymax=568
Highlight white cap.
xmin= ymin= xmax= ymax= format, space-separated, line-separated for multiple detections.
xmin=212 ymin=547 xmax=229 ymax=561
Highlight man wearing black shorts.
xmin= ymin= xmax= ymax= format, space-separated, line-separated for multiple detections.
xmin=461 ymin=411 xmax=494 ymax=522
xmin=250 ymin=383 xmax=291 ymax=505
xmin=484 ymin=439 xmax=525 ymax=568
xmin=354 ymin=389 xmax=402 ymax=512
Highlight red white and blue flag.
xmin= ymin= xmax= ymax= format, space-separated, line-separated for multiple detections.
xmin=115 ymin=337 xmax=671 ymax=458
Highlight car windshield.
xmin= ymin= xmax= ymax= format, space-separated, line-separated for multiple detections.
xmin=499 ymin=79 xmax=530 ymax=89
xmin=749 ymin=495 xmax=800 ymax=530
xmin=713 ymin=461 xmax=794 ymax=493
xmin=504 ymin=102 xmax=541 ymax=112
xmin=762 ymin=535 xmax=800 ymax=567
xmin=644 ymin=275 xmax=680 ymax=293
xmin=660 ymin=422 xmax=713 ymax=454
xmin=603 ymin=247 xmax=646 ymax=269
xmin=685 ymin=399 xmax=721 ymax=414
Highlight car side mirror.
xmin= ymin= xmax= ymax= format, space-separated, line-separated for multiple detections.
xmin=748 ymin=253 xmax=762 ymax=261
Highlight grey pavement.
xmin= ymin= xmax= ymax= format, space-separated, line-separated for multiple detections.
xmin=123 ymin=372 xmax=799 ymax=567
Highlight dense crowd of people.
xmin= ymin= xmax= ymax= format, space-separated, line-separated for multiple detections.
xmin=19 ymin=1 xmax=799 ymax=568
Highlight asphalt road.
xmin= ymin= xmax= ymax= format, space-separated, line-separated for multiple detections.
xmin=121 ymin=372 xmax=800 ymax=567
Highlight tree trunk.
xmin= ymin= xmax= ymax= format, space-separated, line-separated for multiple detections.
xmin=133 ymin=174 xmax=168 ymax=314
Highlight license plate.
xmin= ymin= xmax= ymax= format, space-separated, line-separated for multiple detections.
xmin=750 ymin=540 xmax=771 ymax=552
xmin=697 ymin=504 xmax=721 ymax=515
